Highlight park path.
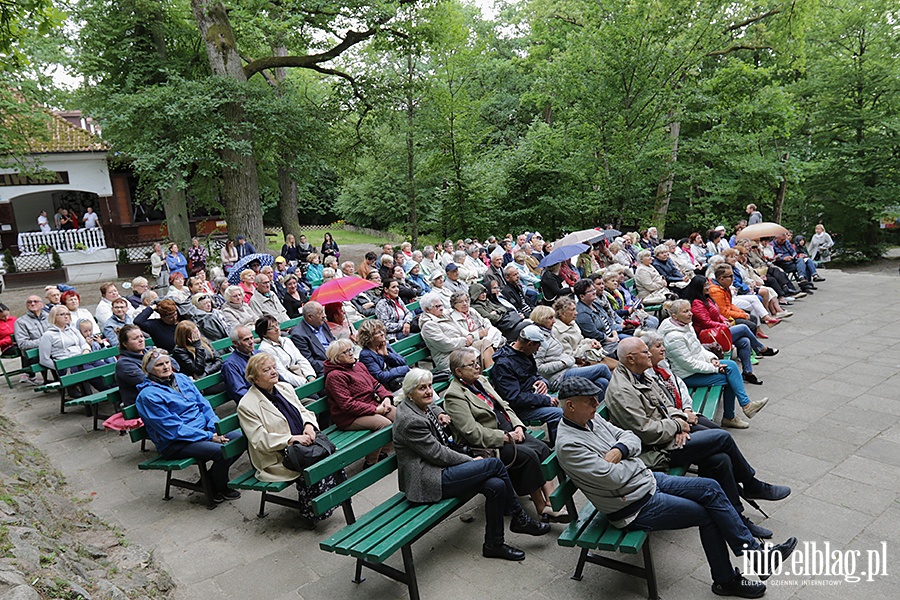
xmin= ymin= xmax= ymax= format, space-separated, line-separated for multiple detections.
xmin=1 ymin=268 xmax=898 ymax=600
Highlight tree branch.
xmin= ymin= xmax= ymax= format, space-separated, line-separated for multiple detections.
xmin=243 ymin=28 xmax=377 ymax=79
xmin=707 ymin=44 xmax=773 ymax=56
xmin=723 ymin=7 xmax=782 ymax=33
xmin=552 ymin=14 xmax=583 ymax=27
xmin=239 ymin=52 xmax=278 ymax=87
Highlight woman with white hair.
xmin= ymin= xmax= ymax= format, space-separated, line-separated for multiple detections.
xmin=634 ymin=250 xmax=671 ymax=304
xmin=420 ymin=292 xmax=494 ymax=371
xmin=220 ymin=285 xmax=258 ymax=330
xmin=393 ymin=368 xmax=549 ymax=561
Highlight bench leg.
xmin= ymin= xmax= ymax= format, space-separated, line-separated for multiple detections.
xmin=258 ymin=490 xmax=268 ymax=518
xmin=164 ymin=471 xmax=174 ymax=501
xmin=572 ymin=547 xmax=589 ymax=581
xmin=59 ymin=388 xmax=67 ymax=414
xmin=643 ymin=537 xmax=659 ymax=600
xmin=352 ymin=558 xmax=366 ymax=584
xmin=401 ymin=545 xmax=420 ymax=600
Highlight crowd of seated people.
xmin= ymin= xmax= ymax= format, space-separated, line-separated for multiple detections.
xmin=3 ymin=222 xmax=829 ymax=591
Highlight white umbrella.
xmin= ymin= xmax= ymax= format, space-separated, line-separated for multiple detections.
xmin=737 ymin=222 xmax=789 ymax=240
xmin=553 ymin=228 xmax=604 ymax=248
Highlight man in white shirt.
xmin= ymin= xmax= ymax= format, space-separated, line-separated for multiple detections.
xmin=82 ymin=206 xmax=100 ymax=229
xmin=37 ymin=210 xmax=51 ymax=233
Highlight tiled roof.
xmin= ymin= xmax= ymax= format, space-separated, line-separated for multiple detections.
xmin=29 ymin=110 xmax=107 ymax=153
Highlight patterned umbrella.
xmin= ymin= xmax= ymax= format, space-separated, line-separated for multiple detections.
xmin=538 ymin=243 xmax=590 ymax=268
xmin=227 ymin=253 xmax=275 ymax=285
xmin=311 ymin=277 xmax=379 ymax=304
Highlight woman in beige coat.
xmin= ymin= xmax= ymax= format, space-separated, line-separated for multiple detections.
xmin=238 ymin=353 xmax=335 ymax=526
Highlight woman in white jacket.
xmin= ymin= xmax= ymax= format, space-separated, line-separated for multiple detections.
xmin=657 ymin=300 xmax=767 ymax=429
xmin=634 ymin=250 xmax=671 ymax=303
xmin=39 ymin=305 xmax=91 ymax=369
xmin=419 ymin=292 xmax=491 ymax=371
xmin=530 ymin=306 xmax=611 ymax=394
xmin=255 ymin=315 xmax=317 ymax=388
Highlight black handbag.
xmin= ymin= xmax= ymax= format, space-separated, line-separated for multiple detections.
xmin=282 ymin=432 xmax=336 ymax=471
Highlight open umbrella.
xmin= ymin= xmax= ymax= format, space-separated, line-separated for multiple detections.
xmin=553 ymin=228 xmax=605 ymax=249
xmin=539 ymin=243 xmax=589 ymax=269
xmin=737 ymin=222 xmax=789 ymax=240
xmin=311 ymin=277 xmax=379 ymax=304
xmin=603 ymin=228 xmax=622 ymax=240
xmin=227 ymin=253 xmax=275 ymax=284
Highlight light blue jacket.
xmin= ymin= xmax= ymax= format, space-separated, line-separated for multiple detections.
xmin=136 ymin=373 xmax=218 ymax=456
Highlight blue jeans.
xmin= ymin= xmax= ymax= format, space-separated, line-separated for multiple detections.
xmin=165 ymin=429 xmax=243 ymax=494
xmin=682 ymin=360 xmax=750 ymax=419
xmin=513 ymin=405 xmax=563 ymax=445
xmin=667 ymin=429 xmax=756 ymax=512
xmin=441 ymin=457 xmax=520 ymax=546
xmin=796 ymin=257 xmax=817 ymax=280
xmin=562 ymin=364 xmax=612 ymax=398
xmin=627 ymin=473 xmax=759 ymax=584
xmin=730 ymin=325 xmax=764 ymax=374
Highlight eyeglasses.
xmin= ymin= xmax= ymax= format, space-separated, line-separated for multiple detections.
xmin=339 ymin=348 xmax=354 ymax=356
xmin=26 ymin=300 xmax=41 ymax=304
xmin=148 ymin=349 xmax=169 ymax=359
xmin=461 ymin=361 xmax=481 ymax=370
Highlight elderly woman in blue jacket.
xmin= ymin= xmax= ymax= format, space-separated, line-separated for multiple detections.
xmin=135 ymin=348 xmax=243 ymax=502
xmin=357 ymin=319 xmax=410 ymax=392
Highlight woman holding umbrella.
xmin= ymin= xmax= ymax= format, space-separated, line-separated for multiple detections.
xmin=539 ymin=262 xmax=573 ymax=305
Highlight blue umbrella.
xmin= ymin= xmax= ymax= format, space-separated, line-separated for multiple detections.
xmin=227 ymin=253 xmax=275 ymax=284
xmin=538 ymin=243 xmax=589 ymax=268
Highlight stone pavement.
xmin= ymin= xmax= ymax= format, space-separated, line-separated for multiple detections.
xmin=1 ymin=268 xmax=898 ymax=600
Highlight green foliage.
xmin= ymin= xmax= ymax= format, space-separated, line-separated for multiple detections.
xmin=50 ymin=247 xmax=62 ymax=270
xmin=117 ymin=247 xmax=129 ymax=265
xmin=2 ymin=249 xmax=16 ymax=274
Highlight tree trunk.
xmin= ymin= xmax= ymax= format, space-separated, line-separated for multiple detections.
xmin=406 ymin=53 xmax=418 ymax=249
xmin=652 ymin=117 xmax=680 ymax=237
xmin=161 ymin=178 xmax=191 ymax=250
xmin=772 ymin=152 xmax=789 ymax=223
xmin=191 ymin=0 xmax=266 ymax=251
xmin=272 ymin=44 xmax=302 ymax=242
xmin=278 ymin=167 xmax=301 ymax=241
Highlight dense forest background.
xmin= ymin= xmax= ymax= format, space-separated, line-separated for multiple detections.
xmin=2 ymin=0 xmax=898 ymax=255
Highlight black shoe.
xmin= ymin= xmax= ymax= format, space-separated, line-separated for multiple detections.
xmin=482 ymin=543 xmax=526 ymax=561
xmin=759 ymin=347 xmax=778 ymax=357
xmin=757 ymin=537 xmax=799 ymax=581
xmin=742 ymin=372 xmax=763 ymax=385
xmin=712 ymin=568 xmax=766 ymax=598
xmin=215 ymin=490 xmax=241 ymax=502
xmin=510 ymin=511 xmax=551 ymax=536
xmin=807 ymin=284 xmax=818 ymax=290
xmin=741 ymin=515 xmax=773 ymax=539
xmin=743 ymin=479 xmax=791 ymax=501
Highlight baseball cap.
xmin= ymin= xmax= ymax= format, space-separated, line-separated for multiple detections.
xmin=558 ymin=376 xmax=603 ymax=400
xmin=429 ymin=270 xmax=445 ymax=281
xmin=445 ymin=263 xmax=459 ymax=272
xmin=519 ymin=324 xmax=544 ymax=343
xmin=274 ymin=256 xmax=286 ymax=263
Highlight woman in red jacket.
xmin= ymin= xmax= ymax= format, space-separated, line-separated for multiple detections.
xmin=324 ymin=338 xmax=395 ymax=467
xmin=684 ymin=276 xmax=777 ymax=385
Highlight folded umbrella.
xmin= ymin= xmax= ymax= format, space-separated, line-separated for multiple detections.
xmin=311 ymin=277 xmax=379 ymax=304
xmin=737 ymin=222 xmax=789 ymax=240
xmin=227 ymin=253 xmax=275 ymax=285
xmin=539 ymin=243 xmax=589 ymax=269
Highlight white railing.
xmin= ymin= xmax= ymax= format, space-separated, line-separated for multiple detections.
xmin=17 ymin=228 xmax=108 ymax=254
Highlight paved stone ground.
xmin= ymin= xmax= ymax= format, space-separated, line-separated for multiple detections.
xmin=1 ymin=268 xmax=898 ymax=600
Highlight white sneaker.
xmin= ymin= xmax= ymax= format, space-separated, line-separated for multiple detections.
xmin=775 ymin=311 xmax=793 ymax=318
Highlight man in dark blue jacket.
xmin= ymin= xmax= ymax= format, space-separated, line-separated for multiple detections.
xmin=289 ymin=301 xmax=334 ymax=376
xmin=221 ymin=326 xmax=256 ymax=403
xmin=490 ymin=325 xmax=563 ymax=444
xmin=235 ymin=235 xmax=257 ymax=259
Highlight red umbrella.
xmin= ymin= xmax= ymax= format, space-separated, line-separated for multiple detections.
xmin=310 ymin=277 xmax=378 ymax=304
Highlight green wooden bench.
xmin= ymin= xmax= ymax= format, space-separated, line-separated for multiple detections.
xmin=0 ymin=335 xmax=32 ymax=388
xmin=623 ymin=277 xmax=663 ymax=314
xmin=539 ymin=385 xmax=722 ymax=599
xmin=122 ymin=390 xmax=234 ymax=509
xmin=317 ymin=428 xmax=546 ymax=600
xmin=55 ymin=360 xmax=117 ymax=414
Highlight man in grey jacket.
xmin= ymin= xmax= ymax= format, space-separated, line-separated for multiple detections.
xmin=13 ymin=296 xmax=48 ymax=384
xmin=556 ymin=377 xmax=797 ymax=598
xmin=605 ymin=338 xmax=790 ymax=540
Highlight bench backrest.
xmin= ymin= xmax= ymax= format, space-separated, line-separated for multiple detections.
xmin=56 ymin=345 xmax=120 ymax=371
